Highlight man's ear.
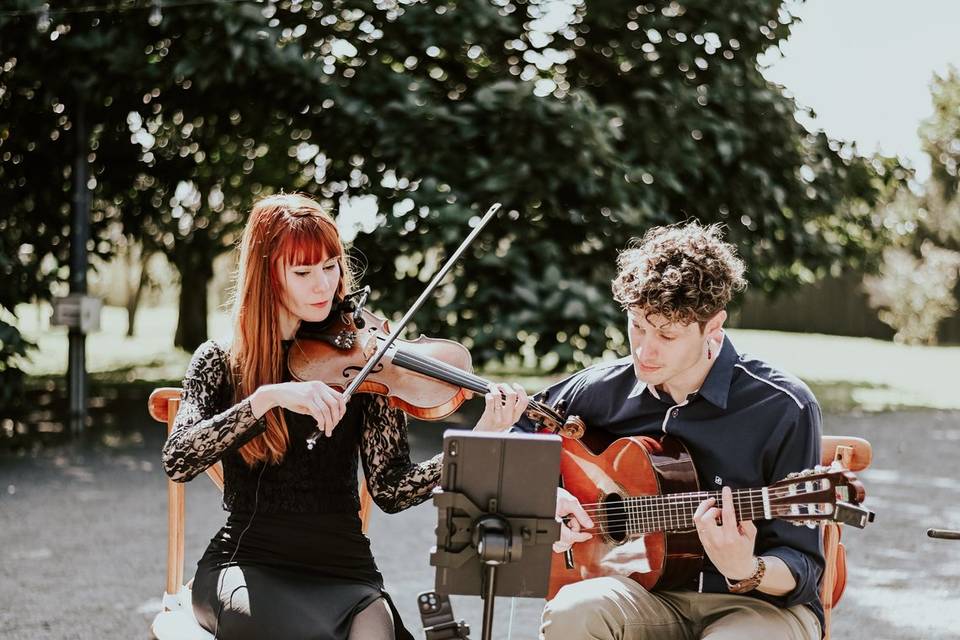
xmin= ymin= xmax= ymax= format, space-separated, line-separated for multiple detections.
xmin=706 ymin=310 xmax=727 ymax=341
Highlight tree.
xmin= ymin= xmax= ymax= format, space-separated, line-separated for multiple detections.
xmin=865 ymin=65 xmax=960 ymax=344
xmin=919 ymin=66 xmax=960 ymax=252
xmin=2 ymin=0 xmax=900 ymax=401
xmin=2 ymin=1 xmax=352 ymax=356
xmin=323 ymin=0 xmax=902 ymax=367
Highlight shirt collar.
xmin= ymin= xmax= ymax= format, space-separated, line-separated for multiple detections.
xmin=698 ymin=333 xmax=737 ymax=409
xmin=627 ymin=378 xmax=648 ymax=400
xmin=626 ymin=333 xmax=738 ymax=409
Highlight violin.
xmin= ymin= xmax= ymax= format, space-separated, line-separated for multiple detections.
xmin=287 ymin=289 xmax=584 ymax=437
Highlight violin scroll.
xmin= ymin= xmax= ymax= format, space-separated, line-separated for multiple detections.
xmin=338 ymin=286 xmax=372 ymax=328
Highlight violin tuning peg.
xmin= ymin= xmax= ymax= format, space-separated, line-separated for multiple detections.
xmin=333 ymin=330 xmax=356 ymax=350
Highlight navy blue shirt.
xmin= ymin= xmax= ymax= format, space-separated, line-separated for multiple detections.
xmin=517 ymin=334 xmax=824 ymax=629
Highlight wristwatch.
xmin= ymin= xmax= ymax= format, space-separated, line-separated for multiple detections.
xmin=725 ymin=556 xmax=766 ymax=594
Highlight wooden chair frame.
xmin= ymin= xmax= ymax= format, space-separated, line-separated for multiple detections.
xmin=148 ymin=387 xmax=871 ymax=639
xmin=819 ymin=435 xmax=872 ymax=640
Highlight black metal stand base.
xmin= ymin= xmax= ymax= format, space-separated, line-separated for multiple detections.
xmin=480 ymin=563 xmax=497 ymax=640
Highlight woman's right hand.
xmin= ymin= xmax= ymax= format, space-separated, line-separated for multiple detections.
xmin=250 ymin=381 xmax=347 ymax=437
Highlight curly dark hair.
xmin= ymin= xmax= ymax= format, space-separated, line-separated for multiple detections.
xmin=611 ymin=221 xmax=747 ymax=327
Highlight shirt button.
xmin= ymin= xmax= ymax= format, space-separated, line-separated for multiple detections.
xmin=672 ymin=409 xmax=679 ymax=418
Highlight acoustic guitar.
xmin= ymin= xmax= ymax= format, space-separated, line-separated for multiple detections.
xmin=548 ymin=432 xmax=874 ymax=600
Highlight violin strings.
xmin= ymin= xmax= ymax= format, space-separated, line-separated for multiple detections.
xmin=391 ymin=350 xmax=558 ymax=420
xmin=391 ymin=349 xmax=489 ymax=392
xmin=296 ymin=332 xmax=561 ymax=422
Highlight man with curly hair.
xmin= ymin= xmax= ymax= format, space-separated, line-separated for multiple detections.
xmin=518 ymin=222 xmax=824 ymax=640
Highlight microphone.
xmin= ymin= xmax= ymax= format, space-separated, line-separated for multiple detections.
xmin=927 ymin=528 xmax=960 ymax=540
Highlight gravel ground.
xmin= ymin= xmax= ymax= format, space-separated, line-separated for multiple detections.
xmin=2 ymin=408 xmax=959 ymax=639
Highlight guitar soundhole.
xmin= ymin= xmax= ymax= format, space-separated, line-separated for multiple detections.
xmin=601 ymin=493 xmax=629 ymax=543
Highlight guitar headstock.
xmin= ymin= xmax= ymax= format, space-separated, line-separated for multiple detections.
xmin=768 ymin=466 xmax=875 ymax=529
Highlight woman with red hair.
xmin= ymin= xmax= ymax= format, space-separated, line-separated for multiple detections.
xmin=162 ymin=193 xmax=526 ymax=640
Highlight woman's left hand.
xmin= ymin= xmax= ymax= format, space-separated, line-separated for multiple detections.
xmin=474 ymin=383 xmax=529 ymax=432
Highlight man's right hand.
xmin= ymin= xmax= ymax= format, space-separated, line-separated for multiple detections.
xmin=553 ymin=487 xmax=594 ymax=553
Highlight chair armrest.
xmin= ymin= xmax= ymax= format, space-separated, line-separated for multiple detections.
xmin=150 ymin=388 xmax=183 ymax=423
xmin=821 ymin=436 xmax=872 ymax=471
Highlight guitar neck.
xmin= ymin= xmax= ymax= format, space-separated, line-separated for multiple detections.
xmin=623 ymin=487 xmax=771 ymax=535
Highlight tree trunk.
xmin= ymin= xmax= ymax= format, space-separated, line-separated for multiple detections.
xmin=125 ymin=246 xmax=151 ymax=337
xmin=173 ymin=239 xmax=214 ymax=352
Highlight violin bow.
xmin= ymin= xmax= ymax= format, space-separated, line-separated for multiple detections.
xmin=306 ymin=202 xmax=502 ymax=449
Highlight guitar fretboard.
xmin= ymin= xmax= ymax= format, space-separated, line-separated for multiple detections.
xmin=617 ymin=488 xmax=769 ymax=535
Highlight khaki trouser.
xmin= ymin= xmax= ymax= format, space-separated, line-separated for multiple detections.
xmin=541 ymin=576 xmax=821 ymax=640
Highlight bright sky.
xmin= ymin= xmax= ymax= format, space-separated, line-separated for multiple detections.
xmin=761 ymin=0 xmax=960 ymax=181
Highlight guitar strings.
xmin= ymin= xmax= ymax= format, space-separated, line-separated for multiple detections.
xmin=576 ymin=496 xmax=804 ymax=518
xmin=568 ymin=490 xmax=828 ymax=531
xmin=574 ymin=486 xmax=819 ymax=510
xmin=571 ymin=488 xmax=827 ymax=527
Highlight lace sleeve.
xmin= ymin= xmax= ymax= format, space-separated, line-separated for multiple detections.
xmin=161 ymin=340 xmax=266 ymax=483
xmin=359 ymin=395 xmax=442 ymax=514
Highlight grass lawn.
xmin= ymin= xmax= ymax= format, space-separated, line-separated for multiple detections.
xmin=13 ymin=302 xmax=960 ymax=413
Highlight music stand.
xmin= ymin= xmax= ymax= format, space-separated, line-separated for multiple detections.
xmin=430 ymin=430 xmax=561 ymax=640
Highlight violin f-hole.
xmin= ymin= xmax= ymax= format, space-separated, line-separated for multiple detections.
xmin=343 ymin=362 xmax=384 ymax=379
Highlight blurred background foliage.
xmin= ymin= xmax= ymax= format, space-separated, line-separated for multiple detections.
xmin=4 ymin=0 xmax=956 ymax=415
xmin=863 ymin=67 xmax=960 ymax=344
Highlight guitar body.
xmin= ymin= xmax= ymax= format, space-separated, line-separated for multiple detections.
xmin=547 ymin=432 xmax=703 ymax=600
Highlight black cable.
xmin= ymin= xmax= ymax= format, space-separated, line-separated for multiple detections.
xmin=213 ymin=459 xmax=267 ymax=640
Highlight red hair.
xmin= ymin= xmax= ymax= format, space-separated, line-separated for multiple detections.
xmin=229 ymin=193 xmax=353 ymax=466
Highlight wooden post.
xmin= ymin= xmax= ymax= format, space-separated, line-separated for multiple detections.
xmin=67 ymin=97 xmax=91 ymax=436
xmin=165 ymin=397 xmax=185 ymax=599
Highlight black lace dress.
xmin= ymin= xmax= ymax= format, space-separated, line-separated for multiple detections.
xmin=161 ymin=340 xmax=442 ymax=640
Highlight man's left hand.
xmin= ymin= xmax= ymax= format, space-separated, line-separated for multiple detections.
xmin=693 ymin=486 xmax=758 ymax=580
